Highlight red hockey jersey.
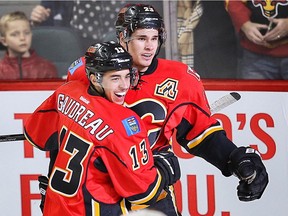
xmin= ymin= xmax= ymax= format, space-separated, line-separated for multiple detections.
xmin=124 ymin=58 xmax=220 ymax=151
xmin=67 ymin=58 xmax=221 ymax=154
xmin=24 ymin=81 xmax=164 ymax=216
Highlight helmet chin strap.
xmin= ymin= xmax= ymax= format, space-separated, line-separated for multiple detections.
xmin=99 ymin=84 xmax=106 ymax=96
xmin=124 ymin=41 xmax=129 ymax=53
xmin=96 ymin=79 xmax=106 ymax=97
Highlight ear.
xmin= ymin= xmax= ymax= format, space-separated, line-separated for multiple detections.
xmin=0 ymin=36 xmax=8 ymax=47
xmin=119 ymin=32 xmax=125 ymax=44
xmin=119 ymin=31 xmax=124 ymax=39
xmin=89 ymin=73 xmax=97 ymax=83
xmin=89 ymin=73 xmax=103 ymax=93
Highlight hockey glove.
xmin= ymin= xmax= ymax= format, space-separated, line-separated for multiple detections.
xmin=228 ymin=147 xmax=268 ymax=201
xmin=38 ymin=175 xmax=49 ymax=212
xmin=153 ymin=151 xmax=181 ymax=186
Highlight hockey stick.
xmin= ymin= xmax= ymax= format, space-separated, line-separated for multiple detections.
xmin=0 ymin=133 xmax=25 ymax=142
xmin=210 ymin=92 xmax=241 ymax=115
xmin=0 ymin=92 xmax=241 ymax=142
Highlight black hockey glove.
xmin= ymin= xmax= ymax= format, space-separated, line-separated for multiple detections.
xmin=153 ymin=151 xmax=181 ymax=186
xmin=228 ymin=147 xmax=268 ymax=201
xmin=38 ymin=175 xmax=49 ymax=212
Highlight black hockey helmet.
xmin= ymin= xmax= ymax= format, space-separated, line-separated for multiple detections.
xmin=85 ymin=41 xmax=138 ymax=87
xmin=115 ymin=4 xmax=166 ymax=44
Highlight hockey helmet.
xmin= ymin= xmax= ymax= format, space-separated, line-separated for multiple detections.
xmin=85 ymin=41 xmax=139 ymax=88
xmin=115 ymin=4 xmax=166 ymax=44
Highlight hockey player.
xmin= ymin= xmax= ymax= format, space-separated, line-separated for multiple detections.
xmin=24 ymin=41 xmax=180 ymax=215
xmin=67 ymin=4 xmax=269 ymax=216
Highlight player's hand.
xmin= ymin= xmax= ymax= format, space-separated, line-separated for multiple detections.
xmin=229 ymin=147 xmax=269 ymax=201
xmin=38 ymin=175 xmax=49 ymax=212
xmin=153 ymin=151 xmax=181 ymax=186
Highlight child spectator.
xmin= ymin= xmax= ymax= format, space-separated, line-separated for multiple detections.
xmin=0 ymin=11 xmax=58 ymax=80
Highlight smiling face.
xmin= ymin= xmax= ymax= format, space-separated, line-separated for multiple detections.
xmin=120 ymin=28 xmax=159 ymax=72
xmin=0 ymin=19 xmax=32 ymax=57
xmin=90 ymin=69 xmax=131 ymax=105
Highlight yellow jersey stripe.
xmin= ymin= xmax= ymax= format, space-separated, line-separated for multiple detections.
xmin=187 ymin=125 xmax=223 ymax=149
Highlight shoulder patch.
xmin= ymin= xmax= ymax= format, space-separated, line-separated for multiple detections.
xmin=68 ymin=58 xmax=84 ymax=75
xmin=122 ymin=116 xmax=140 ymax=136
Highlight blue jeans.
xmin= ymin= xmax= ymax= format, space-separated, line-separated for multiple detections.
xmin=239 ymin=49 xmax=288 ymax=79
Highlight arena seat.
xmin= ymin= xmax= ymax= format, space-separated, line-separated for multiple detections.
xmin=31 ymin=26 xmax=83 ymax=78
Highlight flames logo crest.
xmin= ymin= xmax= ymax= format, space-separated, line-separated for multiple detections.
xmin=253 ymin=0 xmax=288 ymax=18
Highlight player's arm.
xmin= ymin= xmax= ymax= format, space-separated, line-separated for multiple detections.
xmin=104 ymin=141 xmax=179 ymax=205
xmin=101 ymin=120 xmax=180 ymax=206
xmin=173 ymin=67 xmax=268 ymax=201
xmin=24 ymin=92 xmax=59 ymax=151
xmin=188 ymin=131 xmax=268 ymax=201
xmin=176 ymin=108 xmax=268 ymax=202
xmin=126 ymin=149 xmax=180 ymax=206
xmin=172 ymin=66 xmax=236 ymax=175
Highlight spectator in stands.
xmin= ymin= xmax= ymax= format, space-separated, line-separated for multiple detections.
xmin=193 ymin=1 xmax=238 ymax=79
xmin=0 ymin=11 xmax=58 ymax=80
xmin=226 ymin=0 xmax=288 ymax=79
xmin=30 ymin=0 xmax=127 ymax=51
xmin=177 ymin=0 xmax=202 ymax=68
